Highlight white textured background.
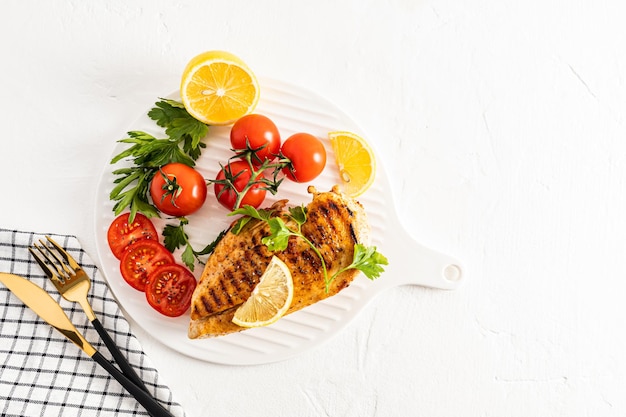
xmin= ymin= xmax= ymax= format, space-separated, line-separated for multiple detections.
xmin=3 ymin=0 xmax=626 ymax=415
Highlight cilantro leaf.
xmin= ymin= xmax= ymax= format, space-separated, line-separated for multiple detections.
xmin=230 ymin=217 xmax=253 ymax=235
xmin=228 ymin=205 xmax=274 ymax=234
xmin=326 ymin=244 xmax=388 ymax=290
xmin=288 ymin=205 xmax=307 ymax=230
xmin=345 ymin=244 xmax=388 ymax=280
xmin=261 ymin=217 xmax=293 ymax=251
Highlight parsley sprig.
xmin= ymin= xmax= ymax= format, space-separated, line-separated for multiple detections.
xmin=229 ymin=205 xmax=388 ymax=291
xmin=109 ymin=99 xmax=209 ymax=222
xmin=162 ymin=218 xmax=227 ymax=271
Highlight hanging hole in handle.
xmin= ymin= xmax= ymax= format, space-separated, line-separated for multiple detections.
xmin=443 ymin=264 xmax=462 ymax=282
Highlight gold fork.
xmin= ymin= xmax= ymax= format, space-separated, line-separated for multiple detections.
xmin=29 ymin=236 xmax=148 ymax=393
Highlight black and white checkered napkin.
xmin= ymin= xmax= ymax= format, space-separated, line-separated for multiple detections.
xmin=0 ymin=228 xmax=186 ymax=417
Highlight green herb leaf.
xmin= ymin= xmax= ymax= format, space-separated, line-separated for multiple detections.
xmin=162 ymin=219 xmax=227 ymax=271
xmin=110 ymin=168 xmax=158 ymax=222
xmin=194 ymin=229 xmax=227 ymax=256
xmin=109 ymin=99 xmax=210 ymax=219
xmin=181 ymin=245 xmax=196 ymax=271
xmin=229 ymin=205 xmax=262 ymax=220
xmin=261 ymin=217 xmax=293 ymax=251
xmin=346 ymin=244 xmax=388 ymax=280
xmin=325 ymin=244 xmax=388 ymax=290
xmin=288 ymin=205 xmax=307 ymax=228
xmin=148 ymin=99 xmax=208 ymax=152
xmin=148 ymin=99 xmax=190 ymax=130
xmin=230 ymin=217 xmax=253 ymax=235
xmin=228 ymin=205 xmax=274 ymax=234
xmin=162 ymin=221 xmax=188 ymax=252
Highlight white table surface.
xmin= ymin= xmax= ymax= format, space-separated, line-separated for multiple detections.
xmin=3 ymin=1 xmax=626 ymax=415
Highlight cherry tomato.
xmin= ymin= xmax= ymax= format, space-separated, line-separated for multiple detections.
xmin=230 ymin=114 xmax=281 ymax=166
xmin=281 ymin=133 xmax=327 ymax=182
xmin=214 ymin=160 xmax=267 ymax=210
xmin=119 ymin=240 xmax=175 ymax=291
xmin=146 ymin=264 xmax=197 ymax=317
xmin=149 ymin=163 xmax=207 ymax=217
xmin=107 ymin=212 xmax=158 ymax=259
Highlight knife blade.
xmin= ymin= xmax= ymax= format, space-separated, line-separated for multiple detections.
xmin=0 ymin=272 xmax=175 ymax=417
xmin=0 ymin=272 xmax=96 ymax=355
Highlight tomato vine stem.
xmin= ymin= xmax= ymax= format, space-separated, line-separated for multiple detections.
xmin=209 ymin=141 xmax=293 ymax=210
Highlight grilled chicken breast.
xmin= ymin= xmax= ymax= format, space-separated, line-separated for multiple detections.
xmin=188 ymin=185 xmax=370 ymax=338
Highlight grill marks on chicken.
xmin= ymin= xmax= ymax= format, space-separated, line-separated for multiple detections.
xmin=188 ymin=185 xmax=370 ymax=338
xmin=190 ymin=212 xmax=285 ymax=320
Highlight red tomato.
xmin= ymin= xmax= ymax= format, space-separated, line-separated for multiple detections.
xmin=230 ymin=114 xmax=281 ymax=166
xmin=214 ymin=160 xmax=266 ymax=210
xmin=145 ymin=264 xmax=197 ymax=317
xmin=119 ymin=240 xmax=175 ymax=291
xmin=149 ymin=163 xmax=207 ymax=217
xmin=107 ymin=212 xmax=158 ymax=259
xmin=281 ymin=133 xmax=327 ymax=182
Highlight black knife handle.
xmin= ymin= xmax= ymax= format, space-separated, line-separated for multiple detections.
xmin=91 ymin=318 xmax=149 ymax=393
xmin=92 ymin=351 xmax=175 ymax=417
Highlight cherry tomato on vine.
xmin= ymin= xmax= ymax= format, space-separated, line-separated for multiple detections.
xmin=149 ymin=163 xmax=207 ymax=217
xmin=119 ymin=240 xmax=175 ymax=291
xmin=213 ymin=160 xmax=267 ymax=210
xmin=146 ymin=263 xmax=197 ymax=317
xmin=107 ymin=212 xmax=158 ymax=259
xmin=281 ymin=133 xmax=327 ymax=183
xmin=230 ymin=114 xmax=281 ymax=166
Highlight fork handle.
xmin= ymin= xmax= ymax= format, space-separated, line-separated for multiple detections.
xmin=91 ymin=318 xmax=149 ymax=393
xmin=92 ymin=351 xmax=175 ymax=417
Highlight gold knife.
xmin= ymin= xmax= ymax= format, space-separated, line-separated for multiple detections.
xmin=0 ymin=272 xmax=175 ymax=417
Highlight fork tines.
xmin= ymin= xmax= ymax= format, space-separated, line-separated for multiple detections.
xmin=29 ymin=237 xmax=79 ymax=284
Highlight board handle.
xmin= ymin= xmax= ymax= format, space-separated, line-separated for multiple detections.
xmin=374 ymin=218 xmax=464 ymax=291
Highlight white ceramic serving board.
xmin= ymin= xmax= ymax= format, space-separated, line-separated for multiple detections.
xmin=94 ymin=78 xmax=464 ymax=365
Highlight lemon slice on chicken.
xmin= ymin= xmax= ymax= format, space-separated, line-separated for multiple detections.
xmin=232 ymin=256 xmax=293 ymax=328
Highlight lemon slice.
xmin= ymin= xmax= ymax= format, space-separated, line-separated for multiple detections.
xmin=232 ymin=256 xmax=293 ymax=328
xmin=328 ymin=131 xmax=376 ymax=197
xmin=180 ymin=50 xmax=260 ymax=125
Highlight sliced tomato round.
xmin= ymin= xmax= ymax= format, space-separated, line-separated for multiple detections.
xmin=107 ymin=212 xmax=158 ymax=259
xmin=145 ymin=264 xmax=197 ymax=317
xmin=119 ymin=240 xmax=174 ymax=291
